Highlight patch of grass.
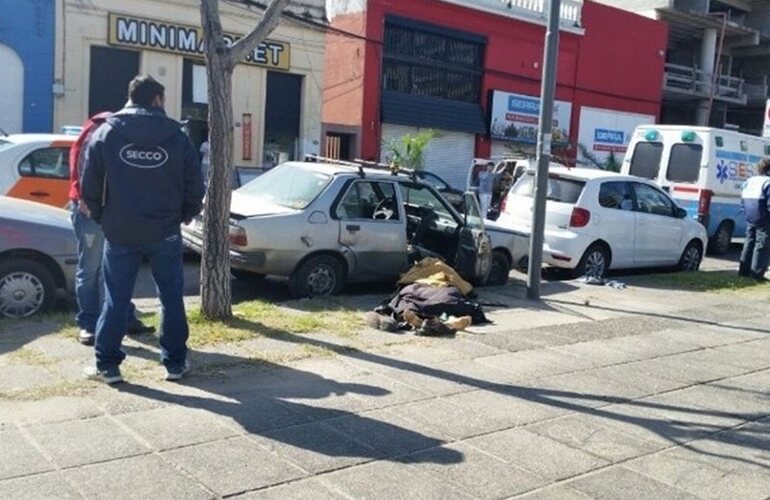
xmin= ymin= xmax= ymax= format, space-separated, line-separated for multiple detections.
xmin=633 ymin=270 xmax=770 ymax=295
xmin=6 ymin=348 xmax=55 ymax=367
xmin=184 ymin=299 xmax=364 ymax=348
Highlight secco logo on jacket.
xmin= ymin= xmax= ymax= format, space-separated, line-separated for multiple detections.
xmin=119 ymin=144 xmax=169 ymax=169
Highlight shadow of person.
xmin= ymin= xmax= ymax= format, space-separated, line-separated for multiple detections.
xmin=115 ymin=349 xmax=463 ymax=466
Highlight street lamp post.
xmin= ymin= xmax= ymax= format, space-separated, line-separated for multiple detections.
xmin=526 ymin=0 xmax=562 ymax=299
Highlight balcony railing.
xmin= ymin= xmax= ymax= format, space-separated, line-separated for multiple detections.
xmin=438 ymin=0 xmax=583 ymax=28
xmin=745 ymin=76 xmax=768 ymax=105
xmin=663 ymin=63 xmax=747 ymax=104
xmin=501 ymin=0 xmax=582 ymax=25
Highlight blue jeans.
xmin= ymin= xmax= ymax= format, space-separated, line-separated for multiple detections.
xmin=71 ymin=204 xmax=138 ymax=332
xmin=739 ymin=224 xmax=770 ymax=279
xmin=71 ymin=205 xmax=104 ymax=332
xmin=95 ymin=233 xmax=188 ymax=371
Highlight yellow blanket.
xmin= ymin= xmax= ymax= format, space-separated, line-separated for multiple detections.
xmin=397 ymin=257 xmax=473 ymax=296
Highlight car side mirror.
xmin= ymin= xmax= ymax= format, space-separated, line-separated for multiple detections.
xmin=675 ymin=207 xmax=688 ymax=219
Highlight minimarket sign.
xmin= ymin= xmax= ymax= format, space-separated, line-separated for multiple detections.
xmin=108 ymin=13 xmax=291 ymax=70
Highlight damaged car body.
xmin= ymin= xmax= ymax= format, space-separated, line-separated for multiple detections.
xmin=182 ymin=160 xmax=492 ymax=298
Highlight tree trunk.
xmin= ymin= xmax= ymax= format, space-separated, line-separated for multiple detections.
xmin=198 ymin=0 xmax=291 ymax=319
xmin=200 ymin=0 xmax=234 ymax=319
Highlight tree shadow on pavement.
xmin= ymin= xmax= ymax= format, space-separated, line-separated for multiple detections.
xmin=119 ymin=337 xmax=463 ymax=466
xmin=220 ymin=316 xmax=770 ymax=470
xmin=544 ymin=297 xmax=770 ymax=336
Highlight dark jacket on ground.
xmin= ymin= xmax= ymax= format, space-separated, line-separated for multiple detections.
xmin=81 ymin=105 xmax=204 ymax=245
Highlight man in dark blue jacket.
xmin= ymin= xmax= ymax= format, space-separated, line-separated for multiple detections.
xmin=81 ymin=75 xmax=205 ymax=384
xmin=739 ymin=158 xmax=770 ymax=280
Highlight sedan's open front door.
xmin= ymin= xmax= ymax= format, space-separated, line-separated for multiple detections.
xmin=454 ymin=192 xmax=492 ymax=284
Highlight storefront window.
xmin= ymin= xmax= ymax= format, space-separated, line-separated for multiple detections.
xmin=182 ymin=59 xmax=209 ymax=158
xmin=383 ymin=21 xmax=483 ymax=103
xmin=89 ymin=46 xmax=139 ymax=116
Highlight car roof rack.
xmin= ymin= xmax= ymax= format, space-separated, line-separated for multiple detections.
xmin=303 ymin=154 xmax=419 ymax=181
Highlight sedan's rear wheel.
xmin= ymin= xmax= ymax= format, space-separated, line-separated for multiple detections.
xmin=288 ymin=255 xmax=344 ymax=299
xmin=0 ymin=259 xmax=57 ymax=319
xmin=678 ymin=240 xmax=703 ymax=272
xmin=574 ymin=243 xmax=610 ymax=279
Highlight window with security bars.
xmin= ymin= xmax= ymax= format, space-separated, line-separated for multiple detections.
xmin=383 ymin=22 xmax=483 ymax=103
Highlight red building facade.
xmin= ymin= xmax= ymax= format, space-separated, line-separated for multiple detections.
xmin=323 ymin=0 xmax=668 ymax=186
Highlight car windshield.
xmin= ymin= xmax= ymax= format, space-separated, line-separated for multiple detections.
xmin=510 ymin=173 xmax=585 ymax=204
xmin=237 ymin=164 xmax=331 ymax=209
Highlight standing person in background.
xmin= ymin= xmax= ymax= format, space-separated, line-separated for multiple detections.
xmin=68 ymin=111 xmax=154 ymax=346
xmin=477 ymin=162 xmax=497 ymax=219
xmin=739 ymin=158 xmax=770 ymax=281
xmin=81 ymin=75 xmax=205 ymax=384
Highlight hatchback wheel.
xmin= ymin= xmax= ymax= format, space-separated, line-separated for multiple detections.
xmin=574 ymin=243 xmax=610 ymax=279
xmin=678 ymin=240 xmax=702 ymax=272
xmin=288 ymin=255 xmax=344 ymax=299
xmin=0 ymin=259 xmax=57 ymax=319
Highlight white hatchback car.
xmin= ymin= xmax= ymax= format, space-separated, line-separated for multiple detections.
xmin=497 ymin=167 xmax=708 ymax=277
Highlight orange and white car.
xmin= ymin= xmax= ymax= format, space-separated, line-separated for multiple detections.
xmin=0 ymin=134 xmax=75 ymax=208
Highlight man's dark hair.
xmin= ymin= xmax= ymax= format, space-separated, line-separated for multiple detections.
xmin=128 ymin=75 xmax=165 ymax=107
xmin=758 ymin=158 xmax=770 ymax=176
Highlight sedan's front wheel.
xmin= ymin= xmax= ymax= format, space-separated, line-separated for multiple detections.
xmin=0 ymin=258 xmax=57 ymax=319
xmin=288 ymin=255 xmax=344 ymax=299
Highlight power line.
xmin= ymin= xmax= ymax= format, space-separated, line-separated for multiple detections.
xmin=221 ymin=0 xmax=383 ymax=45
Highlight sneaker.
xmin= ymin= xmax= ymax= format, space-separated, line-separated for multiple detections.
xmin=127 ymin=321 xmax=156 ymax=336
xmin=78 ymin=329 xmax=95 ymax=346
xmin=83 ymin=365 xmax=123 ymax=385
xmin=165 ymin=361 xmax=191 ymax=381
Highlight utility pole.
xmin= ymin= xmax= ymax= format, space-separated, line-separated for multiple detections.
xmin=527 ymin=0 xmax=562 ymax=299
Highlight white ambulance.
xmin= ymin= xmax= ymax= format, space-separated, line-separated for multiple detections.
xmin=621 ymin=125 xmax=770 ymax=254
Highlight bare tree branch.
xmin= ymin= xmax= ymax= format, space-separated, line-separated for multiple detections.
xmin=229 ymin=0 xmax=291 ymax=68
xmin=201 ymin=0 xmax=234 ymax=67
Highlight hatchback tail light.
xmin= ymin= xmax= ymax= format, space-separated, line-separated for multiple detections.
xmin=229 ymin=226 xmax=248 ymax=246
xmin=499 ymin=194 xmax=508 ymax=214
xmin=569 ymin=207 xmax=591 ymax=228
xmin=698 ymin=189 xmax=713 ymax=215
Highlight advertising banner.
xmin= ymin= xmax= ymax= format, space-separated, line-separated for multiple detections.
xmin=577 ymin=107 xmax=655 ymax=169
xmin=489 ymin=90 xmax=572 ymax=145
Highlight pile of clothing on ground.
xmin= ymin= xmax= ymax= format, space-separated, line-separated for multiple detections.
xmin=364 ymin=258 xmax=489 ymax=336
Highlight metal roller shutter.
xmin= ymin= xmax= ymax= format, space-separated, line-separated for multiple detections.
xmin=380 ymin=123 xmax=474 ymax=190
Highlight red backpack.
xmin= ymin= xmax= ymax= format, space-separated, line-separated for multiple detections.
xmin=68 ymin=112 xmax=111 ymax=202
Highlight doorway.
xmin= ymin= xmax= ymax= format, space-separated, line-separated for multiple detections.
xmin=325 ymin=132 xmax=354 ymax=160
xmin=264 ymin=71 xmax=302 ymax=168
xmin=0 ymin=44 xmax=23 ymax=133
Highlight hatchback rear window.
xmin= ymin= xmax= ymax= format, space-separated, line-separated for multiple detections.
xmin=629 ymin=142 xmax=663 ymax=179
xmin=511 ymin=173 xmax=585 ymax=204
xmin=237 ymin=164 xmax=331 ymax=209
xmin=666 ymin=143 xmax=702 ymax=183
